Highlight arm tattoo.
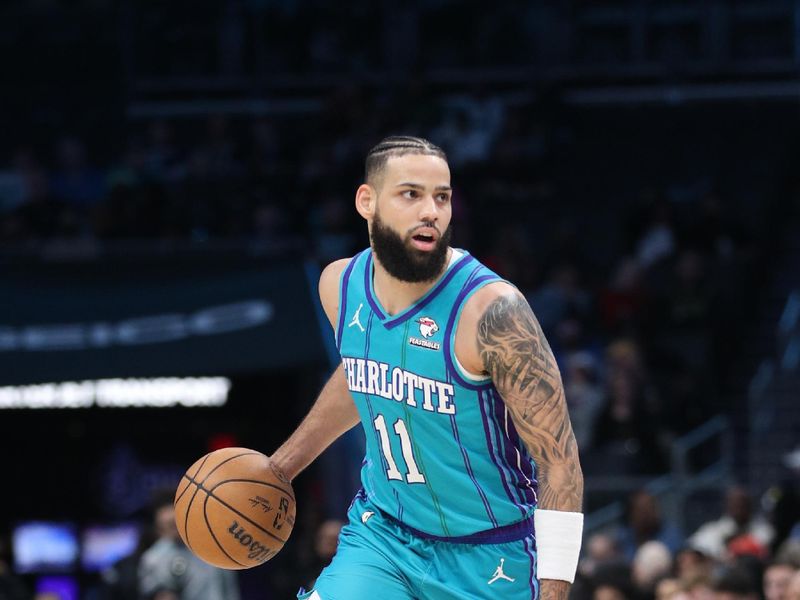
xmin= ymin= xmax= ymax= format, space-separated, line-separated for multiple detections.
xmin=540 ymin=579 xmax=571 ymax=600
xmin=477 ymin=294 xmax=583 ymax=512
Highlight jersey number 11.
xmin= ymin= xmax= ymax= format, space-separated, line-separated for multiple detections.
xmin=373 ymin=415 xmax=426 ymax=484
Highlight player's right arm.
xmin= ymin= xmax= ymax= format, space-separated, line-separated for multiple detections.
xmin=270 ymin=259 xmax=361 ymax=482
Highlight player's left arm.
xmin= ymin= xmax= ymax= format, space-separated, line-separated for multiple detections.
xmin=472 ymin=284 xmax=584 ymax=599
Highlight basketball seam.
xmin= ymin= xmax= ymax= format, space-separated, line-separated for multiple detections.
xmin=175 ymin=453 xmax=210 ymax=505
xmin=203 ymin=492 xmax=249 ymax=569
xmin=175 ymin=477 xmax=193 ymax=504
xmin=208 ymin=478 xmax=295 ymax=503
xmin=180 ymin=451 xmax=213 ymax=552
xmin=186 ymin=473 xmax=291 ymax=544
xmin=199 ymin=451 xmax=263 ymax=486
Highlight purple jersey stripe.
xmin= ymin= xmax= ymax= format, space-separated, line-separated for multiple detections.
xmin=360 ymin=313 xmax=388 ymax=496
xmin=524 ymin=536 xmax=539 ymax=599
xmin=479 ymin=389 xmax=529 ymax=519
xmin=347 ymin=487 xmax=368 ymax=512
xmin=382 ymin=253 xmax=476 ymax=329
xmin=362 ymin=310 xmax=406 ymax=522
xmin=487 ymin=393 xmax=531 ymax=508
xmin=363 ymin=252 xmax=386 ymax=320
xmin=442 ymin=273 xmax=500 ymax=390
xmin=463 ymin=262 xmax=484 ymax=287
xmin=449 ymin=412 xmax=499 ymax=528
xmin=490 ymin=390 xmax=538 ymax=506
xmin=336 ymin=250 xmax=365 ymax=350
xmin=503 ymin=403 xmax=538 ymax=506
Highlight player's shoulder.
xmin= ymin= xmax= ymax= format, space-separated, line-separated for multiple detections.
xmin=461 ymin=280 xmax=523 ymax=322
xmin=318 ymin=257 xmax=351 ymax=292
xmin=453 ymin=281 xmax=525 ymax=376
xmin=318 ymin=257 xmax=353 ymax=328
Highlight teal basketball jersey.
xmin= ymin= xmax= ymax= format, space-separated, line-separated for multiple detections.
xmin=335 ymin=248 xmax=538 ymax=540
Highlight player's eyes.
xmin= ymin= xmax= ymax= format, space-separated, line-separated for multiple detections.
xmin=400 ymin=190 xmax=449 ymax=202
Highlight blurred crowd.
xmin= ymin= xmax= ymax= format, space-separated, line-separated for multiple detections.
xmin=0 ymin=489 xmax=346 ymax=600
xmin=0 ymin=85 xmax=776 ymax=482
xmin=572 ymin=483 xmax=800 ymax=600
xmin=1 ymin=482 xmax=799 ymax=600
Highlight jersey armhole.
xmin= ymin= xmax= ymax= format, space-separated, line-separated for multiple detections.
xmin=443 ymin=273 xmax=502 ymax=390
xmin=334 ymin=251 xmax=364 ymax=350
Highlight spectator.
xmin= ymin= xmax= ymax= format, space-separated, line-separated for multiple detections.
xmin=614 ymin=490 xmax=684 ymax=561
xmin=592 ymin=562 xmax=635 ymax=600
xmin=675 ymin=546 xmax=714 ymax=583
xmin=634 ymin=196 xmax=676 ymax=270
xmin=726 ymin=533 xmax=768 ymax=564
xmin=138 ymin=491 xmax=240 ymax=600
xmin=655 ymin=577 xmax=684 ymax=600
xmin=655 ymin=249 xmax=716 ymax=371
xmin=590 ymin=370 xmax=666 ymax=475
xmin=764 ymin=561 xmax=798 ymax=600
xmin=98 ymin=528 xmax=154 ymax=600
xmin=786 ymin=571 xmax=800 ymax=600
xmin=579 ymin=532 xmax=626 ymax=579
xmin=563 ymin=350 xmax=605 ymax=452
xmin=632 ymin=541 xmax=674 ymax=596
xmin=711 ymin=567 xmax=759 ymax=600
xmin=683 ymin=573 xmax=715 ymax=600
xmin=689 ymin=485 xmax=775 ymax=561
xmin=598 ymin=256 xmax=648 ymax=335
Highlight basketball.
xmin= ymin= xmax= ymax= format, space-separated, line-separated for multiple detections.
xmin=173 ymin=447 xmax=296 ymax=570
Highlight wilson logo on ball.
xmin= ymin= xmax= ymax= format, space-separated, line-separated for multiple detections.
xmin=227 ymin=520 xmax=274 ymax=562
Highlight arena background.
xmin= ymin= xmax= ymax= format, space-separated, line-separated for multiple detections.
xmin=1 ymin=1 xmax=799 ymax=599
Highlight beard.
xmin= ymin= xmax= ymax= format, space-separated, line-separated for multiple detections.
xmin=370 ymin=212 xmax=452 ymax=283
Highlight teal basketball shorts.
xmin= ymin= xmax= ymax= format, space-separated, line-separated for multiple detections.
xmin=297 ymin=493 xmax=539 ymax=600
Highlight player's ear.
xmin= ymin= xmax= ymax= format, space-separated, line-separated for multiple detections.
xmin=355 ymin=183 xmax=375 ymax=221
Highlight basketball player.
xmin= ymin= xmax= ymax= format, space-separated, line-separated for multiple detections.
xmin=271 ymin=136 xmax=584 ymax=599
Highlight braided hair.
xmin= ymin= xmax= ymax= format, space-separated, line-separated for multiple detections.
xmin=364 ymin=136 xmax=447 ymax=186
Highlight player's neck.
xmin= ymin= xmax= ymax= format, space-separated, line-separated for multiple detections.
xmin=372 ymin=248 xmax=452 ymax=316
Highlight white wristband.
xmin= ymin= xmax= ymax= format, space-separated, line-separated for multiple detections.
xmin=534 ymin=509 xmax=584 ymax=583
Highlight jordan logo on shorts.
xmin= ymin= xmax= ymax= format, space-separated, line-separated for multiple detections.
xmin=488 ymin=558 xmax=515 ymax=585
xmin=349 ymin=303 xmax=365 ymax=332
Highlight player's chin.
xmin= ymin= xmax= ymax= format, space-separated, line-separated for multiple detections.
xmin=407 ymin=248 xmax=437 ymax=263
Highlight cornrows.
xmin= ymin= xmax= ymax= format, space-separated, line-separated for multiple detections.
xmin=365 ymin=136 xmax=447 ymax=184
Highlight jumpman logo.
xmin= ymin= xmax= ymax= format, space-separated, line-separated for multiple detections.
xmin=349 ymin=303 xmax=365 ymax=332
xmin=487 ymin=558 xmax=515 ymax=585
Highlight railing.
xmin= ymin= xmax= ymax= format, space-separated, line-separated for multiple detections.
xmin=748 ymin=287 xmax=800 ymax=491
xmin=585 ymin=284 xmax=800 ymax=535
xmin=583 ymin=415 xmax=733 ymax=536
xmin=778 ymin=289 xmax=800 ymax=371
